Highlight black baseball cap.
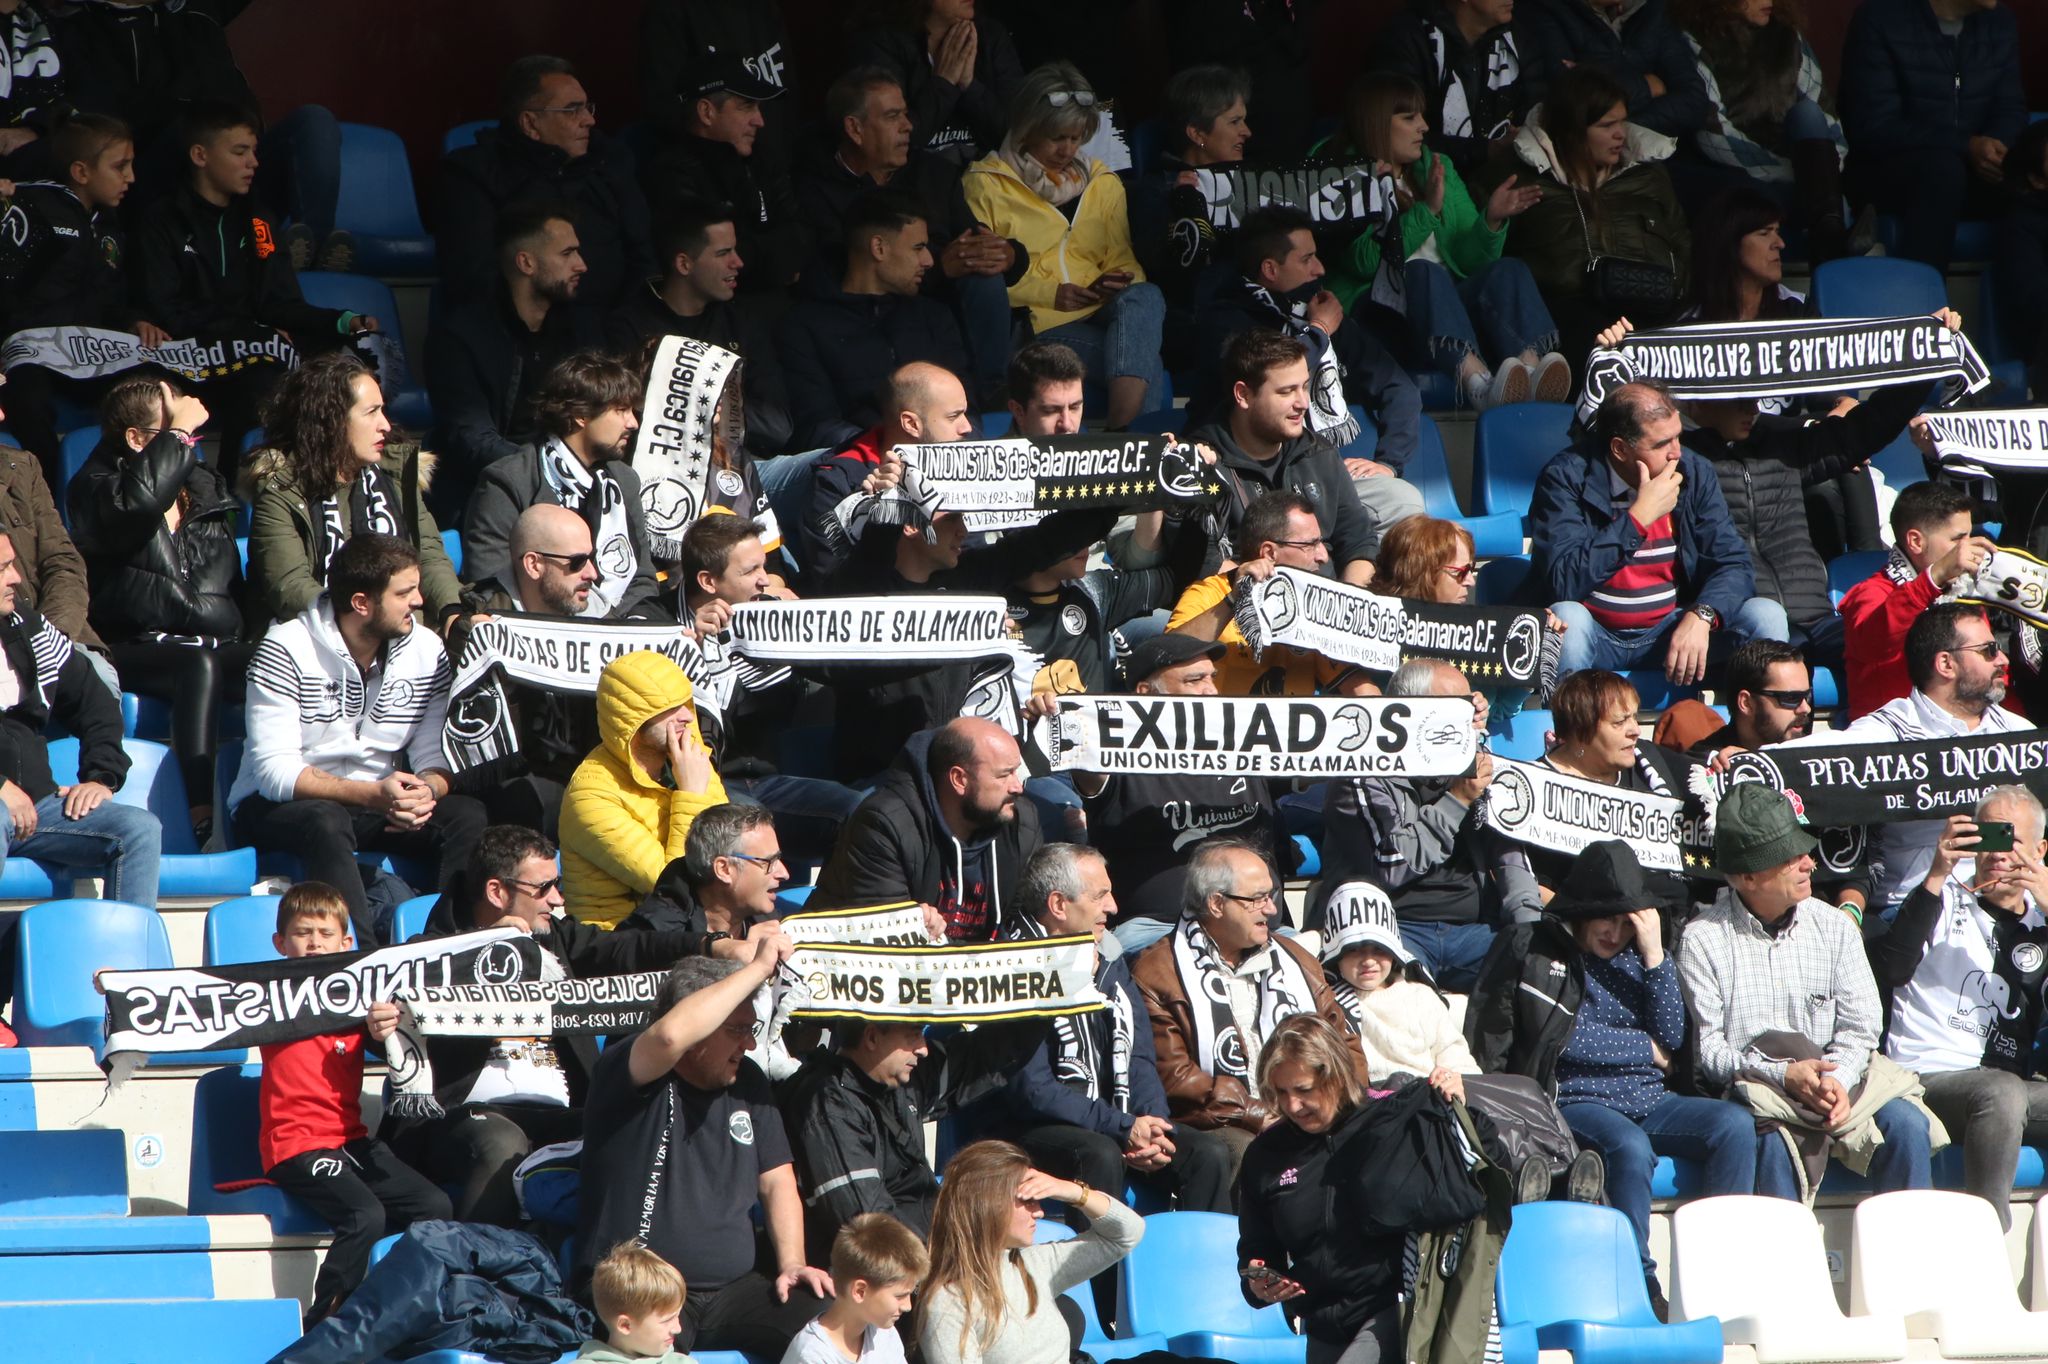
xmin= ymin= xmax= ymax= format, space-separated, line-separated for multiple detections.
xmin=1127 ymin=634 xmax=1226 ymax=686
xmin=691 ymin=59 xmax=783 ymax=104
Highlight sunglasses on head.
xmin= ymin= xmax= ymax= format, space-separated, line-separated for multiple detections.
xmin=1048 ymin=90 xmax=1097 ymax=109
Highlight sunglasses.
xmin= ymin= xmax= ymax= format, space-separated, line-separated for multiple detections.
xmin=534 ymin=550 xmax=597 ymax=572
xmin=1440 ymin=563 xmax=1476 ymax=583
xmin=504 ymin=875 xmax=565 ymax=897
xmin=1947 ymin=640 xmax=2003 ymax=661
xmin=1048 ymin=90 xmax=1097 ymax=108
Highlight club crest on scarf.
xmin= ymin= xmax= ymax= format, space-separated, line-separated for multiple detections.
xmin=633 ymin=335 xmax=744 ymax=559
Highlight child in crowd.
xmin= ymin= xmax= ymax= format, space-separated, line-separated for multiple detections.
xmin=781 ymin=1212 xmax=929 ymax=1364
xmin=260 ymin=882 xmax=451 ymax=1322
xmin=580 ymin=1243 xmax=693 ymax=1363
xmin=1319 ymin=883 xmax=1477 ymax=1087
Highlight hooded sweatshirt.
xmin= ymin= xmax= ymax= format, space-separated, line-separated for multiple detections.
xmin=560 ymin=652 xmax=728 ymax=928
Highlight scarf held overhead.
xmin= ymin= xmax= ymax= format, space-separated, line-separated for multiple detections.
xmin=0 ymin=323 xmax=299 ymax=384
xmin=725 ymin=596 xmax=1012 ymax=662
xmin=1956 ymin=545 xmax=2048 ymax=632
xmin=1719 ymin=732 xmax=2048 ymax=828
xmin=1189 ymin=159 xmax=1399 ymax=232
xmin=633 ymin=334 xmax=745 ymax=560
xmin=899 ymin=436 xmax=1224 ymax=516
xmin=1234 ymin=565 xmax=1553 ymax=684
xmin=782 ymin=936 xmax=1104 ymax=1023
xmin=1575 ymin=316 xmax=1990 ymax=423
xmin=1036 ymin=695 xmax=1480 ymax=778
xmin=1479 ymin=757 xmax=1709 ymax=874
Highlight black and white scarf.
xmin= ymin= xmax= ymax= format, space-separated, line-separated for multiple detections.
xmin=0 ymin=323 xmax=297 ymax=385
xmin=16 ymin=610 xmax=72 ymax=706
xmin=1238 ymin=278 xmax=1362 ymax=447
xmin=1008 ymin=917 xmax=1135 ymax=1110
xmin=1956 ymin=545 xmax=2048 ymax=632
xmin=899 ymin=435 xmax=1224 ymax=519
xmin=1169 ymin=914 xmax=1316 ymax=1080
xmin=1479 ymin=753 xmax=1713 ymax=874
xmin=1037 ymin=694 xmax=1480 ymax=779
xmin=313 ymin=466 xmax=400 ymax=582
xmin=632 ymin=335 xmax=744 ymax=560
xmin=1431 ymin=23 xmax=1518 ymax=141
xmin=726 ymin=596 xmax=1012 ymax=662
xmin=538 ymin=439 xmax=636 ymax=618
xmin=1576 ymin=316 xmax=1991 ymax=424
xmin=780 ymin=936 xmax=1104 ymax=1024
xmin=1188 ymin=159 xmax=1398 ymax=234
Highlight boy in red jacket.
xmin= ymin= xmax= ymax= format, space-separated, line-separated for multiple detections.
xmin=261 ymin=883 xmax=451 ymax=1322
xmin=1840 ymin=481 xmax=1995 ymax=719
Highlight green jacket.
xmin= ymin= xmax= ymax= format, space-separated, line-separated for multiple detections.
xmin=1319 ymin=144 xmax=1507 ymax=310
xmin=240 ymin=440 xmax=464 ymax=627
xmin=1468 ymin=112 xmax=1690 ymax=306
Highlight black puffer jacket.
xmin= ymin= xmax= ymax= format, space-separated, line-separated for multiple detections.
xmin=438 ymin=126 xmax=655 ymax=312
xmin=1372 ymin=0 xmax=1529 ymax=175
xmin=1687 ymin=380 xmax=1923 ymax=629
xmin=67 ymin=432 xmax=244 ymax=643
xmin=1516 ymin=0 xmax=1711 ymax=139
xmin=1462 ymin=916 xmax=1583 ymax=1093
xmin=1839 ymin=0 xmax=2026 ymax=163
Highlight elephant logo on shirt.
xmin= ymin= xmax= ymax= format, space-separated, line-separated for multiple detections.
xmin=1952 ymin=969 xmax=2024 ymax=1036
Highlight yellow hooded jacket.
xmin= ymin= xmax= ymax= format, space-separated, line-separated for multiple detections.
xmin=560 ymin=651 xmax=728 ymax=928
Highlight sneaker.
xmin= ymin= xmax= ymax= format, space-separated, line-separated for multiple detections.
xmin=1462 ymin=369 xmax=1494 ymax=411
xmin=1565 ymin=1148 xmax=1606 ymax=1204
xmin=284 ymin=222 xmax=317 ymax=272
xmin=1513 ymin=1156 xmax=1552 ymax=1205
xmin=1530 ymin=352 xmax=1573 ymax=404
xmin=1484 ymin=357 xmax=1531 ymax=410
xmin=315 ymin=229 xmax=357 ymax=273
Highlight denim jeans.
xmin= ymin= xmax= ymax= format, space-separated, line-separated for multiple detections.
xmin=1790 ymin=610 xmax=1846 ymax=679
xmin=1026 ymin=773 xmax=1087 ymax=843
xmin=725 ymin=773 xmax=867 ymax=868
xmin=1548 ymin=597 xmax=1790 ymax=680
xmin=1783 ymin=95 xmax=1834 ymax=144
xmin=1394 ymin=920 xmax=1496 ymax=992
xmin=1113 ymin=915 xmax=1177 ymax=956
xmin=1403 ymin=257 xmax=1560 ymax=377
xmin=1756 ymin=1095 xmax=1932 ymax=1199
xmin=951 ymin=271 xmax=1015 ymax=400
xmin=1038 ymin=281 xmax=1168 ymax=412
xmin=1561 ymin=1094 xmax=1759 ymax=1279
xmin=5 ymin=792 xmax=163 ymax=907
xmin=257 ymin=105 xmax=343 ymax=241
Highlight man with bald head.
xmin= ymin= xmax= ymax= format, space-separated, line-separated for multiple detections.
xmin=815 ymin=716 xmax=1043 ymax=942
xmin=449 ymin=506 xmax=604 ymax=834
xmin=1529 ymin=378 xmax=1787 ymax=688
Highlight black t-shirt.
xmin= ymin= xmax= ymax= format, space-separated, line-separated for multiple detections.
xmin=1085 ymin=770 xmax=1278 ymax=922
xmin=573 ymin=1042 xmax=793 ymax=1294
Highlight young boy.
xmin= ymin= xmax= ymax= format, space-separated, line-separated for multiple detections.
xmin=580 ymin=1242 xmax=692 ymax=1363
xmin=0 ymin=111 xmax=166 ymax=484
xmin=260 ymin=882 xmax=451 ymax=1322
xmin=781 ymin=1213 xmax=928 ymax=1364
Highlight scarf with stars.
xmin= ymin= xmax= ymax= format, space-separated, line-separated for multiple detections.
xmin=1232 ymin=564 xmax=1558 ymax=690
xmin=630 ymin=334 xmax=745 ymax=560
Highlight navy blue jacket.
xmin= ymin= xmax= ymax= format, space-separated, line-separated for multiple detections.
xmin=997 ymin=945 xmax=1170 ymax=1142
xmin=1515 ymin=0 xmax=1711 ymax=139
xmin=1526 ymin=439 xmax=1755 ymax=623
xmin=1840 ymin=0 xmax=2025 ymax=161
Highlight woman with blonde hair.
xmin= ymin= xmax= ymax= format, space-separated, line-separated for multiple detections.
xmin=918 ymin=1140 xmax=1206 ymax=1364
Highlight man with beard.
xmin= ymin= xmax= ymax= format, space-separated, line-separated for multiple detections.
xmin=229 ymin=534 xmax=486 ymax=946
xmin=1840 ymin=604 xmax=2033 ymax=919
xmin=1193 ymin=207 xmax=1425 ymax=500
xmin=461 ymin=353 xmax=667 ymax=622
xmin=427 ymin=206 xmax=606 ymax=518
xmin=1082 ymin=635 xmax=1281 ymax=955
xmin=605 ymin=197 xmax=793 ymax=457
xmin=815 ymin=717 xmax=1042 ymax=942
xmin=447 ymin=506 xmax=604 ymax=835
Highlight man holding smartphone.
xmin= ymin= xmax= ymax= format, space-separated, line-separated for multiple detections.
xmin=1869 ymin=787 xmax=2048 ymax=1230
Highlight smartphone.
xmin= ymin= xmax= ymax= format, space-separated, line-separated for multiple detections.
xmin=1240 ymin=1263 xmax=1280 ymax=1286
xmin=1977 ymin=821 xmax=2016 ymax=853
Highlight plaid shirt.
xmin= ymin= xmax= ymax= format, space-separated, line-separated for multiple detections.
xmin=1687 ymin=34 xmax=1845 ymax=182
xmin=1677 ymin=886 xmax=1883 ymax=1092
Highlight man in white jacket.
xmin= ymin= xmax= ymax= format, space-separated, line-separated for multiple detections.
xmin=229 ymin=533 xmax=487 ymax=945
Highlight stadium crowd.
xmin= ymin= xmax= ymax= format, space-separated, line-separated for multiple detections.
xmin=3 ymin=0 xmax=2048 ymax=1361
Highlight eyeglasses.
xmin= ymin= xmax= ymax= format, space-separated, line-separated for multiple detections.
xmin=533 ymin=550 xmax=596 ymax=572
xmin=1440 ymin=563 xmax=1476 ymax=582
xmin=1219 ymin=888 xmax=1278 ymax=907
xmin=1048 ymin=91 xmax=1097 ymax=109
xmin=1947 ymin=640 xmax=2004 ymax=661
xmin=504 ymin=876 xmax=564 ymax=897
xmin=532 ymin=100 xmax=596 ymax=118
xmin=1754 ymin=688 xmax=1813 ymax=710
xmin=1270 ymin=536 xmax=1330 ymax=553
xmin=726 ymin=851 xmax=788 ymax=871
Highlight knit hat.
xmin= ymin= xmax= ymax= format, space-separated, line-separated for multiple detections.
xmin=1714 ymin=782 xmax=1818 ymax=875
xmin=1550 ymin=840 xmax=1651 ymax=922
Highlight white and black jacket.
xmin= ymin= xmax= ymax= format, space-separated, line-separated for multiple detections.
xmin=229 ymin=597 xmax=454 ymax=813
xmin=0 ymin=606 xmax=128 ymax=802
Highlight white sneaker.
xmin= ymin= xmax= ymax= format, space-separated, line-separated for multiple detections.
xmin=1484 ymin=357 xmax=1532 ymax=410
xmin=1530 ymin=352 xmax=1573 ymax=404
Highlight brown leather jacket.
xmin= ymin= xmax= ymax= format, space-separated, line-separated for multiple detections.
xmin=0 ymin=442 xmax=100 ymax=649
xmin=1131 ymin=926 xmax=1369 ymax=1133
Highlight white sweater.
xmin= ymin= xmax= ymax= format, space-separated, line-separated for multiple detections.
xmin=1339 ymin=980 xmax=1479 ymax=1082
xmin=230 ymin=599 xmax=454 ymax=811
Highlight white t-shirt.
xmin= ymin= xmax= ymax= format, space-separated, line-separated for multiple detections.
xmin=779 ymin=1319 xmax=909 ymax=1364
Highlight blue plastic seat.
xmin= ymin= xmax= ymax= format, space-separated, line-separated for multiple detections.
xmin=49 ymin=736 xmax=258 ymax=899
xmin=1827 ymin=549 xmax=1889 ymax=606
xmin=1474 ymin=554 xmax=1533 ymax=607
xmin=0 ymin=1299 xmax=302 ymax=1362
xmin=186 ymin=1064 xmax=329 ymax=1235
xmin=442 ymin=119 xmax=492 ymax=155
xmin=12 ymin=898 xmax=169 ymax=1050
xmin=1290 ymin=832 xmax=1320 ymax=879
xmin=1474 ymin=403 xmax=1575 ymax=521
xmin=1811 ymin=256 xmax=1947 ymax=320
xmin=57 ymin=425 xmax=98 ymax=520
xmin=1623 ymin=671 xmax=1701 ymax=711
xmin=293 ymin=271 xmax=433 ymax=428
xmin=1117 ymin=1211 xmax=1306 ymax=1364
xmin=441 ymin=527 xmax=463 ymax=576
xmin=1496 ymin=1201 xmax=1723 ymax=1364
xmin=204 ymin=895 xmax=285 ymax=966
xmin=216 ymin=740 xmax=434 ymax=898
xmin=979 ymin=410 xmax=1014 ymax=437
xmin=1867 ymin=427 xmax=1929 ymax=492
xmin=1036 ymin=1220 xmax=1172 ymax=1360
xmin=775 ymin=883 xmax=816 ymax=915
xmin=392 ymin=893 xmax=438 ymax=944
xmin=1489 ymin=707 xmax=1553 ymax=761
xmin=0 ymin=1248 xmax=215 ymax=1303
xmin=1406 ymin=416 xmax=1524 ymax=558
xmin=335 ymin=122 xmax=436 ymax=274
xmin=0 ymin=1129 xmax=130 ymax=1216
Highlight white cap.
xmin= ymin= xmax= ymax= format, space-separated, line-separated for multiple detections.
xmin=1319 ymin=882 xmax=1413 ymax=966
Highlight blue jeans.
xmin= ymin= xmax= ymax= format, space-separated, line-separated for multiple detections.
xmin=1549 ymin=597 xmax=1790 ymax=680
xmin=951 ymin=272 xmax=1015 ymax=398
xmin=1394 ymin=920 xmax=1496 ymax=993
xmin=725 ymin=773 xmax=866 ymax=868
xmin=1561 ymin=1094 xmax=1759 ymax=1280
xmin=1756 ymin=1095 xmax=1932 ymax=1198
xmin=257 ymin=105 xmax=343 ymax=241
xmin=1791 ymin=610 xmax=1846 ymax=679
xmin=1026 ymin=773 xmax=1087 ymax=843
xmin=1783 ymin=95 xmax=1833 ymax=145
xmin=1404 ymin=257 xmax=1559 ymax=378
xmin=5 ymin=793 xmax=163 ymax=907
xmin=1114 ymin=915 xmax=1177 ymax=956
xmin=1039 ymin=281 xmax=1168 ymax=413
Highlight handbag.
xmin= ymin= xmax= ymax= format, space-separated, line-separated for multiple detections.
xmin=1461 ymin=1072 xmax=1580 ymax=1178
xmin=1571 ymin=187 xmax=1678 ymax=317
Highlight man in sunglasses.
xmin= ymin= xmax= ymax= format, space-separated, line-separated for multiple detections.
xmin=389 ymin=823 xmax=739 ymax=1225
xmin=1838 ymin=603 xmax=2032 ymax=919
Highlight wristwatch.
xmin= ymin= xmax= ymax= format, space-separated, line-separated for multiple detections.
xmin=700 ymin=930 xmax=731 ymax=954
xmin=1692 ymin=604 xmax=1718 ymax=628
